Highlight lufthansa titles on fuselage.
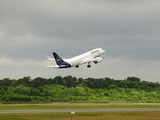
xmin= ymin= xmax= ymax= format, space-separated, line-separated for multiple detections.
xmin=91 ymin=49 xmax=99 ymax=54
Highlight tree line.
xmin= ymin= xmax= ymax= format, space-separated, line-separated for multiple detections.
xmin=0 ymin=76 xmax=160 ymax=103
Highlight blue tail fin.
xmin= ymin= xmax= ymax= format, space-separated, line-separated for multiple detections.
xmin=53 ymin=52 xmax=71 ymax=68
xmin=53 ymin=52 xmax=64 ymax=66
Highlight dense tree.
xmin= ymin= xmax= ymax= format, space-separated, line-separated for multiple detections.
xmin=52 ymin=76 xmax=63 ymax=85
xmin=17 ymin=76 xmax=31 ymax=86
xmin=14 ymin=84 xmax=31 ymax=95
xmin=63 ymin=75 xmax=77 ymax=87
xmin=127 ymin=77 xmax=140 ymax=82
xmin=0 ymin=76 xmax=160 ymax=103
xmin=31 ymin=77 xmax=48 ymax=87
xmin=0 ymin=78 xmax=12 ymax=86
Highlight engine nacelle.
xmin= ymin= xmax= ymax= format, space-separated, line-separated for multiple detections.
xmin=93 ymin=57 xmax=103 ymax=64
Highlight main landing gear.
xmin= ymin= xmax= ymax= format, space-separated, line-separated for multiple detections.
xmin=75 ymin=65 xmax=79 ymax=68
xmin=87 ymin=65 xmax=91 ymax=68
xmin=87 ymin=62 xmax=91 ymax=68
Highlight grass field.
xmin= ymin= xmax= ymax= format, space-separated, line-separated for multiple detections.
xmin=0 ymin=103 xmax=160 ymax=120
xmin=0 ymin=102 xmax=160 ymax=110
xmin=0 ymin=112 xmax=160 ymax=120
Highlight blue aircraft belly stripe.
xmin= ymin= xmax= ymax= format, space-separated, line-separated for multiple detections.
xmin=59 ymin=62 xmax=71 ymax=68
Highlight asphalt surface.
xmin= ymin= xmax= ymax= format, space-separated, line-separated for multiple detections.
xmin=0 ymin=108 xmax=160 ymax=114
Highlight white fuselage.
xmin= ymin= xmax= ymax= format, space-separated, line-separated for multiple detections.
xmin=65 ymin=48 xmax=105 ymax=67
xmin=47 ymin=48 xmax=105 ymax=68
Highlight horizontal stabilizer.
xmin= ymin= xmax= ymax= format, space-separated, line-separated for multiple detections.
xmin=46 ymin=65 xmax=55 ymax=67
xmin=46 ymin=55 xmax=55 ymax=60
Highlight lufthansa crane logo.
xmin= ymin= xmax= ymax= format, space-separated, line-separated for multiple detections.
xmin=56 ymin=57 xmax=61 ymax=63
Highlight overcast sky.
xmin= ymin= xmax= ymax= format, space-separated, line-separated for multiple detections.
xmin=0 ymin=0 xmax=160 ymax=82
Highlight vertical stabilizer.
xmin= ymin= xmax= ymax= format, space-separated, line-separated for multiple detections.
xmin=53 ymin=52 xmax=64 ymax=66
xmin=53 ymin=52 xmax=71 ymax=68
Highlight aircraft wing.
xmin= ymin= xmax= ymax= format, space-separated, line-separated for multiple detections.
xmin=80 ymin=57 xmax=93 ymax=64
xmin=80 ymin=56 xmax=104 ymax=65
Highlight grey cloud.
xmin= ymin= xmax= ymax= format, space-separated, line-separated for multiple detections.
xmin=1 ymin=0 xmax=160 ymax=38
xmin=0 ymin=0 xmax=160 ymax=81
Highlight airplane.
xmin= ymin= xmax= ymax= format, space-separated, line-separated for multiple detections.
xmin=46 ymin=48 xmax=105 ymax=69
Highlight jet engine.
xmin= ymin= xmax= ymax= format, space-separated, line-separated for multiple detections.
xmin=93 ymin=57 xmax=103 ymax=64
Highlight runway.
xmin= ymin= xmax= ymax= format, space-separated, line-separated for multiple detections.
xmin=0 ymin=108 xmax=160 ymax=114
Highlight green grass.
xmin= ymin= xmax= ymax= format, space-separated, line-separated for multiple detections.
xmin=0 ymin=112 xmax=160 ymax=120
xmin=0 ymin=103 xmax=160 ymax=120
xmin=0 ymin=103 xmax=160 ymax=110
